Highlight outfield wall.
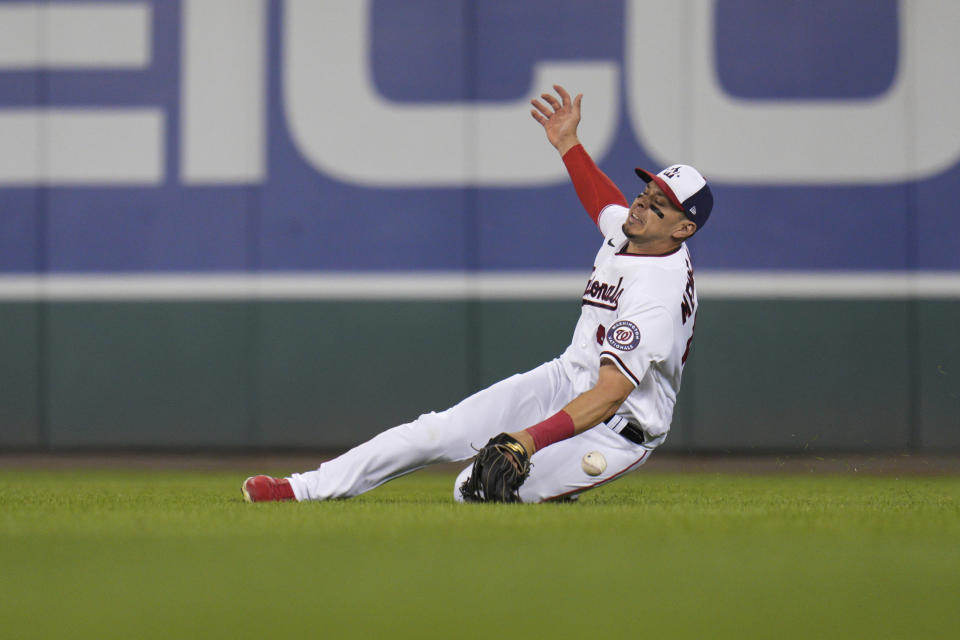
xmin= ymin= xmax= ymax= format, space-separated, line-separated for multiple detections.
xmin=1 ymin=295 xmax=958 ymax=452
xmin=1 ymin=1 xmax=958 ymax=451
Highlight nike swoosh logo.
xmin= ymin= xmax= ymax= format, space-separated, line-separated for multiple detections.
xmin=607 ymin=239 xmax=615 ymax=247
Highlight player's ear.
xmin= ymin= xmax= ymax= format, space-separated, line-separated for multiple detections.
xmin=673 ymin=220 xmax=697 ymax=241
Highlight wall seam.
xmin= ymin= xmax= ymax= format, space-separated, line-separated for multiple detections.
xmin=463 ymin=1 xmax=482 ymax=394
xmin=903 ymin=2 xmax=921 ymax=450
xmin=36 ymin=9 xmax=50 ymax=450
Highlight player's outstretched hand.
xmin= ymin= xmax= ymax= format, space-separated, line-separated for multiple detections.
xmin=531 ymin=84 xmax=582 ymax=156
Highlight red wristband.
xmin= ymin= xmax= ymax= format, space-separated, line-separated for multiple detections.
xmin=525 ymin=410 xmax=576 ymax=452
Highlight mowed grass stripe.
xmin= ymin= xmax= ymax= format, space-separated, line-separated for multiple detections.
xmin=1 ymin=470 xmax=958 ymax=640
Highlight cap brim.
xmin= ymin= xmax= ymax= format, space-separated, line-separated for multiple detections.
xmin=635 ymin=168 xmax=683 ymax=212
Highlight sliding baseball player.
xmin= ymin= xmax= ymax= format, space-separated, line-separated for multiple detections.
xmin=243 ymin=85 xmax=714 ymax=503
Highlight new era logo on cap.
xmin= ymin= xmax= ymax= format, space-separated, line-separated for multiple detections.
xmin=635 ymin=164 xmax=714 ymax=229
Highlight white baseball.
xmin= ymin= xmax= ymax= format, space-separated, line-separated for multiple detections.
xmin=581 ymin=451 xmax=607 ymax=476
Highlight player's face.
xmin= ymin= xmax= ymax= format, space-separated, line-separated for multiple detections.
xmin=623 ymin=181 xmax=688 ymax=242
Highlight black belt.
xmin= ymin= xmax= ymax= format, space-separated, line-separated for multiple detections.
xmin=619 ymin=423 xmax=647 ymax=445
xmin=604 ymin=415 xmax=647 ymax=445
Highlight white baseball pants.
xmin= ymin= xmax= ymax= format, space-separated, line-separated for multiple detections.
xmin=287 ymin=358 xmax=654 ymax=503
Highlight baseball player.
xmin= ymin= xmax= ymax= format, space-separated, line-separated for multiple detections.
xmin=243 ymin=84 xmax=713 ymax=503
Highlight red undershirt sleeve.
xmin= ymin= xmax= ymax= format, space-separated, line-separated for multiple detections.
xmin=561 ymin=144 xmax=629 ymax=226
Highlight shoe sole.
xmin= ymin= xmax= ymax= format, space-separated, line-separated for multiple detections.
xmin=241 ymin=476 xmax=256 ymax=503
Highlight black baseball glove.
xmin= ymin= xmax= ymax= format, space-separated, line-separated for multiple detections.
xmin=459 ymin=433 xmax=532 ymax=503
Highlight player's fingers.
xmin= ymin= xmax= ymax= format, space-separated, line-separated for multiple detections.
xmin=530 ymin=109 xmax=547 ymax=125
xmin=530 ymin=98 xmax=552 ymax=117
xmin=554 ymin=84 xmax=571 ymax=105
xmin=541 ymin=93 xmax=561 ymax=111
xmin=574 ymin=93 xmax=583 ymax=111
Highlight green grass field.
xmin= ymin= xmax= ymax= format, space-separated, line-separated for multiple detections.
xmin=1 ymin=468 xmax=958 ymax=639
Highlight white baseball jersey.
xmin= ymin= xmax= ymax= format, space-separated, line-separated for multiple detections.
xmin=559 ymin=203 xmax=698 ymax=445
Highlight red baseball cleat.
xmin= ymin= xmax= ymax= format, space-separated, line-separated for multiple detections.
xmin=242 ymin=475 xmax=296 ymax=503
